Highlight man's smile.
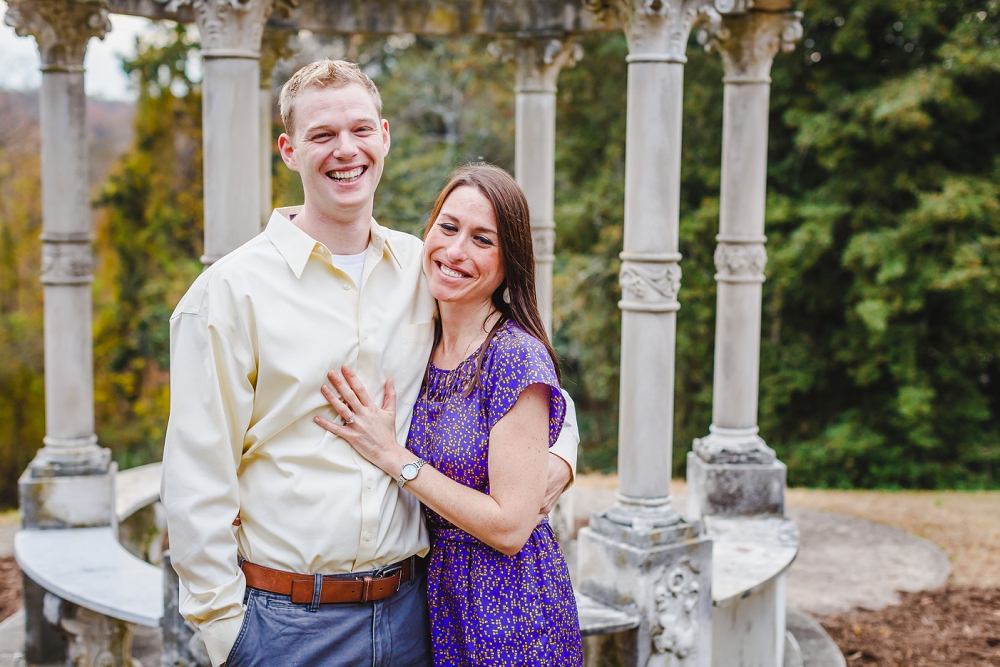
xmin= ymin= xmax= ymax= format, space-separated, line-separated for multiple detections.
xmin=326 ymin=165 xmax=367 ymax=183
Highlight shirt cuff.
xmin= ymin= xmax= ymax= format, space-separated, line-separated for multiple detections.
xmin=200 ymin=609 xmax=247 ymax=667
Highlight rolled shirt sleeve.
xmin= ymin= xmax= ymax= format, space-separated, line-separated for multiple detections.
xmin=550 ymin=388 xmax=580 ymax=486
xmin=162 ymin=300 xmax=257 ymax=666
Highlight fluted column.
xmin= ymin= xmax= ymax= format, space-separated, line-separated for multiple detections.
xmin=169 ymin=0 xmax=276 ymax=263
xmin=688 ymin=9 xmax=802 ymax=519
xmin=509 ymin=36 xmax=581 ymax=337
xmin=5 ymin=0 xmax=111 ymax=478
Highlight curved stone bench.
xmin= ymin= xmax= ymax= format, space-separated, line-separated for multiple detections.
xmin=116 ymin=462 xmax=163 ymax=523
xmin=707 ymin=515 xmax=800 ymax=667
xmin=14 ymin=527 xmax=163 ymax=628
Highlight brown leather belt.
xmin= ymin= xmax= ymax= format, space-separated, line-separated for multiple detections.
xmin=241 ymin=557 xmax=416 ymax=605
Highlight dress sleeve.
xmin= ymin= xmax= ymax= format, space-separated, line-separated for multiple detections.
xmin=483 ymin=327 xmax=566 ymax=448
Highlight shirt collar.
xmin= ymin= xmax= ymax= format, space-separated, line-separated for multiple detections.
xmin=265 ymin=206 xmax=402 ymax=279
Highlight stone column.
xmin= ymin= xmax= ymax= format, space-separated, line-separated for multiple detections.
xmin=687 ymin=9 xmax=802 ymax=520
xmin=576 ymin=2 xmax=715 ymax=666
xmin=511 ymin=36 xmax=581 ymax=338
xmin=499 ymin=35 xmax=581 ymax=553
xmin=5 ymin=0 xmax=112 ymax=484
xmin=5 ymin=4 xmax=118 ymax=662
xmin=170 ymin=0 xmax=276 ymax=264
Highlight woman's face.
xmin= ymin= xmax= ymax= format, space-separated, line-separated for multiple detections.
xmin=423 ymin=185 xmax=505 ymax=308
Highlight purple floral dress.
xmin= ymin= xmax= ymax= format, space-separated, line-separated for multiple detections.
xmin=406 ymin=320 xmax=584 ymax=666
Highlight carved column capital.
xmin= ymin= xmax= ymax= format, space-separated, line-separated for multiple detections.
xmin=4 ymin=0 xmax=110 ymax=72
xmin=714 ymin=238 xmax=767 ymax=283
xmin=603 ymin=0 xmax=718 ymax=63
xmin=488 ymin=36 xmax=583 ymax=93
xmin=159 ymin=0 xmax=279 ymax=58
xmin=618 ymin=252 xmax=682 ymax=313
xmin=698 ymin=10 xmax=803 ymax=83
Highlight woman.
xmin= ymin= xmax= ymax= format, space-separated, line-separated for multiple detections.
xmin=315 ymin=163 xmax=583 ymax=666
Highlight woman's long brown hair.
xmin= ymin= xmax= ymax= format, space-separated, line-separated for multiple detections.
xmin=424 ymin=163 xmax=561 ymax=391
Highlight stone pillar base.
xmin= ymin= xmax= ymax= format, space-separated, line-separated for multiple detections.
xmin=577 ymin=515 xmax=713 ymax=667
xmin=27 ymin=440 xmax=110 ymax=478
xmin=687 ymin=452 xmax=785 ymax=518
xmin=19 ymin=462 xmax=116 ymax=529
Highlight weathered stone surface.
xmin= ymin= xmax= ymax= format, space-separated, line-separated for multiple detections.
xmin=578 ymin=526 xmax=713 ymax=666
xmin=687 ymin=452 xmax=785 ymax=518
xmin=19 ymin=465 xmax=116 ymax=529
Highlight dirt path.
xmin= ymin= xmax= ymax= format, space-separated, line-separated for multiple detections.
xmin=784 ymin=488 xmax=1000 ymax=587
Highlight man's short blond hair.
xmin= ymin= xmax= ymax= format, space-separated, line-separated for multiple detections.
xmin=278 ymin=59 xmax=383 ymax=136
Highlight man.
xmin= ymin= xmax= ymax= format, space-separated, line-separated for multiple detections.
xmin=161 ymin=60 xmax=577 ymax=667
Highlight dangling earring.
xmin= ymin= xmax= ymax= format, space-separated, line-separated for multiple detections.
xmin=502 ymin=287 xmax=511 ymax=304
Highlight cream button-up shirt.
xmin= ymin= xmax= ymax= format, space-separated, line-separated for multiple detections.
xmin=161 ymin=207 xmax=579 ymax=666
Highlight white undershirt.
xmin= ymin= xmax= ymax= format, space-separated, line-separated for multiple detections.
xmin=330 ymin=249 xmax=367 ymax=288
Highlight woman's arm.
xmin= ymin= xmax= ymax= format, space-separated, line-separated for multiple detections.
xmin=316 ymin=366 xmax=549 ymax=557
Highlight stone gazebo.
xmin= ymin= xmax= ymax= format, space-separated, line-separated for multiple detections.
xmin=4 ymin=0 xmax=806 ymax=665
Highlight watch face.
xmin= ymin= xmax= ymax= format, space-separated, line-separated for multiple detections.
xmin=401 ymin=463 xmax=418 ymax=480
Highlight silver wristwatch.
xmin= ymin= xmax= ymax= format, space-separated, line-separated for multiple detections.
xmin=397 ymin=458 xmax=427 ymax=489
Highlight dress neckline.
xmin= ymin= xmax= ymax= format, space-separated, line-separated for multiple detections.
xmin=428 ymin=319 xmax=513 ymax=375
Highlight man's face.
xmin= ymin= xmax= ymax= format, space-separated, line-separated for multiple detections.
xmin=278 ymin=83 xmax=390 ymax=221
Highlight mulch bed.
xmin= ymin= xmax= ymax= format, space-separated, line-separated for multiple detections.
xmin=822 ymin=586 xmax=1000 ymax=666
xmin=0 ymin=556 xmax=21 ymax=624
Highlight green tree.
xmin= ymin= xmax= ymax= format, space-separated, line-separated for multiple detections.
xmin=759 ymin=0 xmax=1000 ymax=487
xmin=0 ymin=92 xmax=44 ymax=505
xmin=93 ymin=24 xmax=204 ymax=468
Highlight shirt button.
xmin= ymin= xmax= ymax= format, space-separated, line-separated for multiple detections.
xmin=343 ymin=284 xmax=350 ymax=290
xmin=364 ymin=532 xmax=372 ymax=542
xmin=366 ymin=479 xmax=373 ymax=489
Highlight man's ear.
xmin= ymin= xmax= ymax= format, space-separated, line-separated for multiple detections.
xmin=277 ymin=133 xmax=298 ymax=171
xmin=381 ymin=118 xmax=391 ymax=156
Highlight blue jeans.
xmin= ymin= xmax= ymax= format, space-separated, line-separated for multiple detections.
xmin=226 ymin=565 xmax=432 ymax=667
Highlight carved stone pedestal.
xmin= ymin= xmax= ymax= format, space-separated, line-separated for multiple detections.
xmin=578 ymin=514 xmax=713 ymax=667
xmin=687 ymin=453 xmax=785 ymax=518
xmin=60 ymin=602 xmax=141 ymax=667
xmin=19 ymin=464 xmax=116 ymax=530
